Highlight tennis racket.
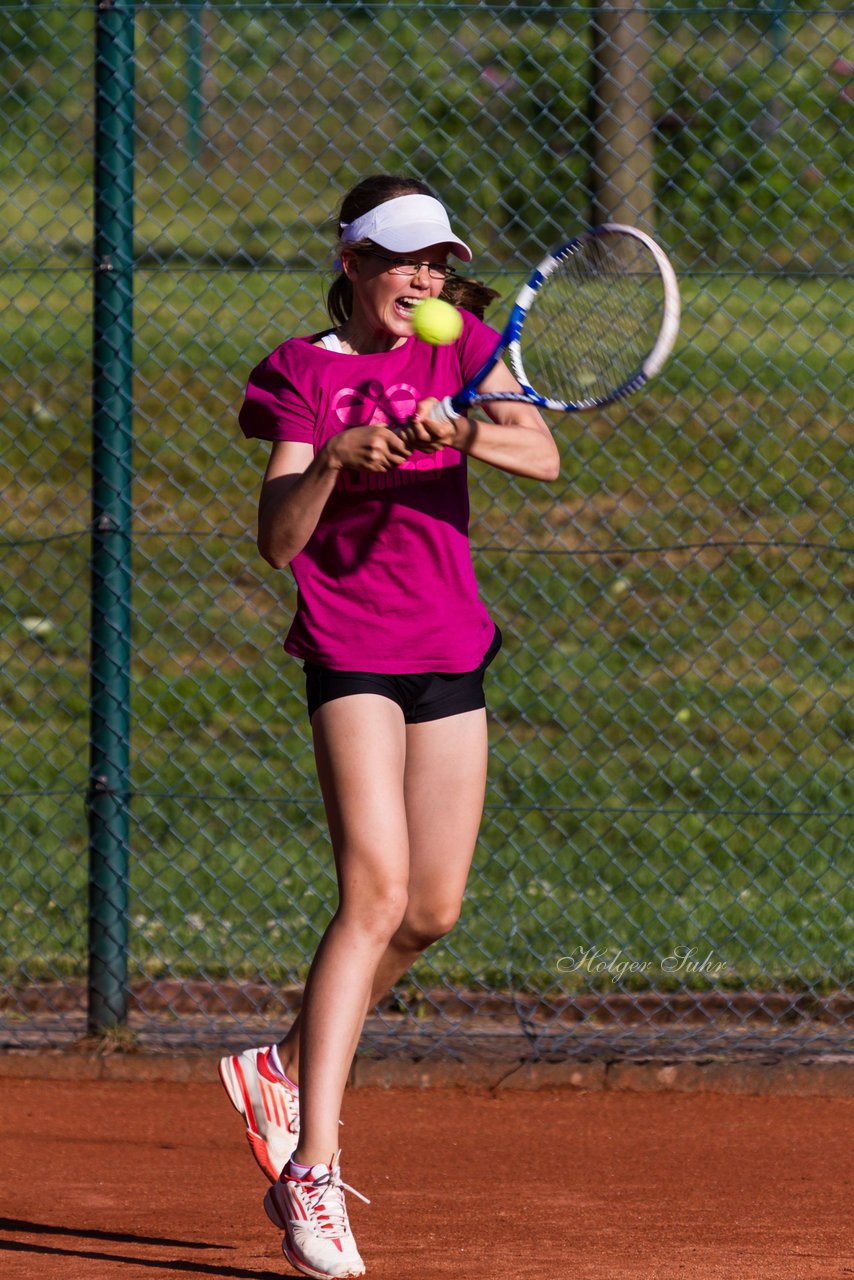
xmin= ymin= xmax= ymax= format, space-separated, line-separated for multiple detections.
xmin=435 ymin=223 xmax=680 ymax=420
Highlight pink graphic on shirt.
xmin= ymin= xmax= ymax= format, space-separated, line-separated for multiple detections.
xmin=331 ymin=379 xmax=450 ymax=491
xmin=332 ymin=381 xmax=417 ymax=427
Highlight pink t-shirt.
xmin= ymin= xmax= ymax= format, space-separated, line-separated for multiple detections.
xmin=239 ymin=309 xmax=499 ymax=673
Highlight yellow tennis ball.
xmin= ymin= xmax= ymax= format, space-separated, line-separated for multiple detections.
xmin=412 ymin=297 xmax=463 ymax=345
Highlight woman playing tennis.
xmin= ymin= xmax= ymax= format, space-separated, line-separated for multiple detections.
xmin=220 ymin=174 xmax=560 ymax=1279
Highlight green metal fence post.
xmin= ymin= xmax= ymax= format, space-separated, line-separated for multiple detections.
xmin=769 ymin=0 xmax=787 ymax=64
xmin=186 ymin=1 xmax=205 ymax=164
xmin=88 ymin=0 xmax=136 ymax=1034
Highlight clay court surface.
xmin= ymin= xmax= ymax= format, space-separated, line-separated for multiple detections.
xmin=1 ymin=1074 xmax=851 ymax=1279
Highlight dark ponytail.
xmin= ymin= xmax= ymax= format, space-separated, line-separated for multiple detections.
xmin=440 ymin=275 xmax=501 ymax=321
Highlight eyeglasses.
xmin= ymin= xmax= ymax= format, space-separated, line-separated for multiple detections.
xmin=360 ymin=251 xmax=457 ymax=280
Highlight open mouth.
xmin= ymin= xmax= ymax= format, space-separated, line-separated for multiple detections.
xmin=394 ymin=296 xmax=422 ymax=319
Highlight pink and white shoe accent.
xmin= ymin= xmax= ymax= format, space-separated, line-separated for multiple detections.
xmin=218 ymin=1045 xmax=300 ymax=1183
xmin=264 ymin=1151 xmax=369 ymax=1280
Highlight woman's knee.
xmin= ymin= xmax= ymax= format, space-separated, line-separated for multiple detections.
xmin=396 ymin=900 xmax=462 ymax=952
xmin=338 ymin=881 xmax=409 ymax=944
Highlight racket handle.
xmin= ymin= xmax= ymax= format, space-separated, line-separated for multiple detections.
xmin=432 ymin=395 xmax=461 ymax=424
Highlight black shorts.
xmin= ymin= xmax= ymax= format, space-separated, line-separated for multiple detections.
xmin=304 ymin=625 xmax=502 ymax=724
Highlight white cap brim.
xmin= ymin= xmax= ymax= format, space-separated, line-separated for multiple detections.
xmin=339 ymin=194 xmax=473 ymax=263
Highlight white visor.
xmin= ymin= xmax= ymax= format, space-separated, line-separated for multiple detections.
xmin=339 ymin=193 xmax=472 ymax=262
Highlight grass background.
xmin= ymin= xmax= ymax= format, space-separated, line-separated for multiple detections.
xmin=1 ymin=3 xmax=852 ymax=1008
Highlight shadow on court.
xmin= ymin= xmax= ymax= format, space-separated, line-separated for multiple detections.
xmin=0 ymin=1238 xmax=288 ymax=1279
xmin=0 ymin=1216 xmax=226 ymax=1249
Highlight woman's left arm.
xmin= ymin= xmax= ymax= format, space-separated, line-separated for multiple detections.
xmin=410 ymin=360 xmax=561 ymax=482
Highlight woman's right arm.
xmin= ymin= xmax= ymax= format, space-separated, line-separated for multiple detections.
xmin=257 ymin=428 xmax=413 ymax=569
xmin=257 ymin=439 xmax=335 ymax=570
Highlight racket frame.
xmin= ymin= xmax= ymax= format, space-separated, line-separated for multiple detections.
xmin=438 ymin=223 xmax=681 ymax=419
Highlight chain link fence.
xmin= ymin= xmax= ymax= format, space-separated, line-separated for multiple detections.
xmin=1 ymin=2 xmax=852 ymax=1059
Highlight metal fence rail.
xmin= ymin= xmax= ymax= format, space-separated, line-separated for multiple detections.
xmin=1 ymin=1 xmax=852 ymax=1059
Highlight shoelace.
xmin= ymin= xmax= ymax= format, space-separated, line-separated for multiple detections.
xmin=264 ymin=1054 xmax=341 ymax=1139
xmin=301 ymin=1155 xmax=370 ymax=1237
xmin=282 ymin=1103 xmax=342 ymax=1139
xmin=276 ymin=1088 xmax=299 ymax=1135
xmin=277 ymin=1086 xmax=342 ymax=1139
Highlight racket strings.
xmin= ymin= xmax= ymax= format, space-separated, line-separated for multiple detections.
xmin=521 ymin=234 xmax=664 ymax=407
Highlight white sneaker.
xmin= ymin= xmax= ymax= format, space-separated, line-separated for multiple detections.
xmin=264 ymin=1151 xmax=369 ymax=1280
xmin=218 ymin=1045 xmax=299 ymax=1183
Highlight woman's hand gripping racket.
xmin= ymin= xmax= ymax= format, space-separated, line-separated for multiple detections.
xmin=434 ymin=224 xmax=680 ymax=422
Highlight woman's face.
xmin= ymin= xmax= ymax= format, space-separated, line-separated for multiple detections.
xmin=343 ymin=243 xmax=451 ymax=341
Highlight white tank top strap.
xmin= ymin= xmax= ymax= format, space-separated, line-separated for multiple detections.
xmin=318 ymin=331 xmax=344 ymax=353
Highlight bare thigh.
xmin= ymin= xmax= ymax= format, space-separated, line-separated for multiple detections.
xmin=402 ymin=709 xmax=489 ymax=929
xmin=311 ymin=693 xmax=410 ymax=923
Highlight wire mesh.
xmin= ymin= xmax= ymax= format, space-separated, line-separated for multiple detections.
xmin=1 ymin=1 xmax=852 ymax=1059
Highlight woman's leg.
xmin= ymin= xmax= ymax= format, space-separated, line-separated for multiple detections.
xmin=396 ymin=706 xmax=489 ymax=954
xmin=291 ymin=693 xmax=411 ymax=1167
xmin=278 ymin=708 xmax=489 ymax=1084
